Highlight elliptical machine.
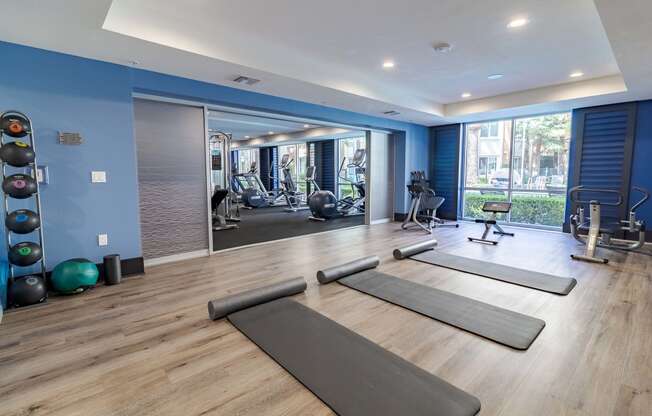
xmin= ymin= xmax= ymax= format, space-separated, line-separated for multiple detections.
xmin=277 ymin=154 xmax=309 ymax=212
xmin=569 ymin=185 xmax=649 ymax=264
xmin=308 ymin=148 xmax=366 ymax=221
xmin=402 ymin=171 xmax=458 ymax=234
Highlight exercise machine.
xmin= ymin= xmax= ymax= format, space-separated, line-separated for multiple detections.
xmin=308 ymin=148 xmax=366 ymax=221
xmin=211 ymin=188 xmax=238 ymax=231
xmin=569 ymin=185 xmax=649 ymax=264
xmin=468 ymin=201 xmax=514 ymax=245
xmin=209 ymin=131 xmax=241 ymax=230
xmin=277 ymin=154 xmax=309 ymax=212
xmin=402 ymin=171 xmax=458 ymax=234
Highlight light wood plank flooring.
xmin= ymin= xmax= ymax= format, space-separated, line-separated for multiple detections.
xmin=1 ymin=222 xmax=650 ymax=415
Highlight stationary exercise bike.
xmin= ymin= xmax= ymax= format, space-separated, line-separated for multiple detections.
xmin=468 ymin=201 xmax=514 ymax=244
xmin=402 ymin=171 xmax=458 ymax=234
xmin=569 ymin=186 xmax=649 ymax=264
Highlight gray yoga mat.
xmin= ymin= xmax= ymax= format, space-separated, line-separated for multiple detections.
xmin=411 ymin=250 xmax=577 ymax=295
xmin=228 ymin=298 xmax=481 ymax=416
xmin=339 ymin=270 xmax=545 ymax=350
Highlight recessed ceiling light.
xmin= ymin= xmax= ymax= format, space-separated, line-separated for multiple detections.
xmin=382 ymin=61 xmax=395 ymax=69
xmin=507 ymin=18 xmax=529 ymax=28
xmin=303 ymin=124 xmax=310 ymax=128
xmin=245 ymin=136 xmax=250 ymax=139
xmin=488 ymin=74 xmax=504 ymax=80
xmin=570 ymin=71 xmax=584 ymax=78
xmin=268 ymin=131 xmax=274 ymax=135
xmin=461 ymin=92 xmax=472 ymax=98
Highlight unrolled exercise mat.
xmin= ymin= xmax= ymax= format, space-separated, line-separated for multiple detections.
xmin=393 ymin=241 xmax=577 ymax=295
xmin=208 ymin=277 xmax=481 ymax=416
xmin=318 ymin=256 xmax=545 ymax=350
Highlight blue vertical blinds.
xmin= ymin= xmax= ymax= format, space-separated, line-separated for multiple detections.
xmin=431 ymin=125 xmax=461 ymax=220
xmin=572 ymin=104 xmax=636 ymax=220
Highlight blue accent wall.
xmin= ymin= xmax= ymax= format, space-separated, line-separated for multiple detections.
xmin=0 ymin=41 xmax=430 ymax=267
xmin=0 ymin=43 xmax=141 ymax=269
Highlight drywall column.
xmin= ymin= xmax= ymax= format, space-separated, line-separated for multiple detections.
xmin=133 ymin=99 xmax=209 ymax=261
xmin=367 ymin=131 xmax=394 ymax=224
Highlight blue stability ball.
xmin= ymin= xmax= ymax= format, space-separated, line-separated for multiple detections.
xmin=51 ymin=259 xmax=99 ymax=294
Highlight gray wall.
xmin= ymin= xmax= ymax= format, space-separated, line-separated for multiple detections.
xmin=134 ymin=99 xmax=209 ymax=259
xmin=367 ymin=131 xmax=395 ymax=223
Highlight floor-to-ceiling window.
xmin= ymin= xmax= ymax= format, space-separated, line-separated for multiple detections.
xmin=337 ymin=136 xmax=366 ymax=199
xmin=236 ymin=148 xmax=259 ymax=174
xmin=462 ymin=113 xmax=571 ymax=228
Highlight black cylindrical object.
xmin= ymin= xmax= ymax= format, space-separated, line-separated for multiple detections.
xmin=103 ymin=254 xmax=122 ymax=285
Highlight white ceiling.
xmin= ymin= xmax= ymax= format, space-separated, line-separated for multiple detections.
xmin=208 ymin=111 xmax=327 ymax=141
xmin=0 ymin=0 xmax=650 ymax=125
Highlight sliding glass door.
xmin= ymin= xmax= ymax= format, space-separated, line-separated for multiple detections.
xmin=462 ymin=113 xmax=571 ymax=228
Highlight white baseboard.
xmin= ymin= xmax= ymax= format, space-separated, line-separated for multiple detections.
xmin=370 ymin=218 xmax=392 ymax=225
xmin=144 ymin=249 xmax=209 ymax=267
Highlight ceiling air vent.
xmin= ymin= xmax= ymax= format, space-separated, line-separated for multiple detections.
xmin=233 ymin=75 xmax=261 ymax=86
xmin=383 ymin=110 xmax=400 ymax=116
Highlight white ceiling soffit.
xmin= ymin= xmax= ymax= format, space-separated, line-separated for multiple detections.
xmin=207 ymin=110 xmax=331 ymax=141
xmin=0 ymin=0 xmax=648 ymax=125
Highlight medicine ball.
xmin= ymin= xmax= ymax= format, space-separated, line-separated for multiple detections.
xmin=51 ymin=258 xmax=99 ymax=294
xmin=308 ymin=190 xmax=339 ymax=219
xmin=8 ymin=275 xmax=47 ymax=307
xmin=1 ymin=114 xmax=30 ymax=138
xmin=2 ymin=174 xmax=37 ymax=199
xmin=0 ymin=141 xmax=35 ymax=167
xmin=5 ymin=209 xmax=40 ymax=234
xmin=8 ymin=242 xmax=43 ymax=267
xmin=242 ymin=188 xmax=268 ymax=208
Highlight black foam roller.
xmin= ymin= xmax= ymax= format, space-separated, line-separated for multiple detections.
xmin=392 ymin=240 xmax=438 ymax=260
xmin=316 ymin=256 xmax=380 ymax=284
xmin=208 ymin=277 xmax=306 ymax=321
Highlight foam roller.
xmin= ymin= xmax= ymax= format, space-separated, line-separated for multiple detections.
xmin=316 ymin=256 xmax=380 ymax=284
xmin=208 ymin=277 xmax=307 ymax=320
xmin=393 ymin=240 xmax=438 ymax=260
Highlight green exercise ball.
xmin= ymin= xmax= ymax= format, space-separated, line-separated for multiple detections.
xmin=51 ymin=258 xmax=99 ymax=294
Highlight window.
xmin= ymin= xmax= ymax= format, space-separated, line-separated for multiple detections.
xmin=462 ymin=113 xmax=571 ymax=228
xmin=297 ymin=143 xmax=308 ymax=193
xmin=337 ymin=136 xmax=366 ymax=199
xmin=236 ymin=148 xmax=258 ymax=174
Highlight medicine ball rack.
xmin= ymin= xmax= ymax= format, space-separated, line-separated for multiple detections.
xmin=0 ymin=110 xmax=47 ymax=285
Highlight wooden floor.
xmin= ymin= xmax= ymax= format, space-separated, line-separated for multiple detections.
xmin=1 ymin=222 xmax=650 ymax=416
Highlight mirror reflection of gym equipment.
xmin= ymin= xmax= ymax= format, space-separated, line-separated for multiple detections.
xmin=207 ymin=111 xmax=369 ymax=251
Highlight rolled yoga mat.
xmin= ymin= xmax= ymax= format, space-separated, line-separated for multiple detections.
xmin=393 ymin=239 xmax=438 ymax=260
xmin=208 ymin=277 xmax=307 ymax=320
xmin=318 ymin=257 xmax=545 ymax=350
xmin=228 ymin=297 xmax=481 ymax=416
xmin=402 ymin=248 xmax=577 ymax=295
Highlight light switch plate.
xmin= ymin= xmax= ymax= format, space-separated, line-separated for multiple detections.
xmin=91 ymin=171 xmax=106 ymax=183
xmin=98 ymin=234 xmax=108 ymax=246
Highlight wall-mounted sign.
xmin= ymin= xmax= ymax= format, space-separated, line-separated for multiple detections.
xmin=58 ymin=132 xmax=83 ymax=145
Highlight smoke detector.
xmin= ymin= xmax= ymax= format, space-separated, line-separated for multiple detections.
xmin=233 ymin=76 xmax=261 ymax=86
xmin=433 ymin=42 xmax=453 ymax=53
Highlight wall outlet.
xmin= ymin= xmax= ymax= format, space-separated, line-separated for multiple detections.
xmin=91 ymin=171 xmax=107 ymax=183
xmin=98 ymin=234 xmax=108 ymax=246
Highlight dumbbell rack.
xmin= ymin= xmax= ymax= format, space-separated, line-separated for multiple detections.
xmin=1 ymin=110 xmax=47 ymax=283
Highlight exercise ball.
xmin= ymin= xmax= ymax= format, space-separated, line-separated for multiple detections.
xmin=2 ymin=174 xmax=37 ymax=199
xmin=0 ymin=141 xmax=35 ymax=167
xmin=8 ymin=275 xmax=47 ymax=307
xmin=8 ymin=242 xmax=42 ymax=267
xmin=5 ymin=209 xmax=40 ymax=234
xmin=51 ymin=258 xmax=99 ymax=294
xmin=308 ymin=190 xmax=339 ymax=219
xmin=1 ymin=114 xmax=30 ymax=138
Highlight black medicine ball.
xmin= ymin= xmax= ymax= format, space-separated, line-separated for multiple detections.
xmin=0 ymin=141 xmax=35 ymax=167
xmin=8 ymin=275 xmax=47 ymax=307
xmin=5 ymin=209 xmax=40 ymax=234
xmin=2 ymin=174 xmax=37 ymax=199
